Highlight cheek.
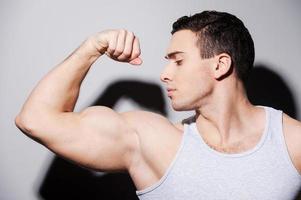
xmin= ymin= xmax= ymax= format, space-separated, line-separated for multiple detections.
xmin=181 ymin=71 xmax=212 ymax=96
xmin=174 ymin=62 xmax=213 ymax=92
xmin=176 ymin=73 xmax=201 ymax=97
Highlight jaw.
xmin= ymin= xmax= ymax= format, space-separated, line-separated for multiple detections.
xmin=170 ymin=97 xmax=198 ymax=111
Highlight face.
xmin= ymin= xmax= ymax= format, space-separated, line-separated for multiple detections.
xmin=160 ymin=30 xmax=216 ymax=111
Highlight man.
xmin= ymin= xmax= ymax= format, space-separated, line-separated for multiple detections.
xmin=15 ymin=10 xmax=301 ymax=199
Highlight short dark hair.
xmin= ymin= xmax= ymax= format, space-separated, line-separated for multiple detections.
xmin=172 ymin=10 xmax=255 ymax=82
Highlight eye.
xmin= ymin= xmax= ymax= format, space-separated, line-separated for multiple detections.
xmin=175 ymin=60 xmax=183 ymax=65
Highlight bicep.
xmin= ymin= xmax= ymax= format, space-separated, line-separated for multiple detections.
xmin=29 ymin=106 xmax=140 ymax=172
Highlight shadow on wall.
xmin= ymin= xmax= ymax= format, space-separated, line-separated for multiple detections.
xmin=38 ymin=66 xmax=301 ymax=200
xmin=246 ymin=64 xmax=299 ymax=119
xmin=38 ymin=80 xmax=167 ymax=200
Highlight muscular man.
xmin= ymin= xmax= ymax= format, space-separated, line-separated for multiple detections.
xmin=15 ymin=11 xmax=301 ymax=199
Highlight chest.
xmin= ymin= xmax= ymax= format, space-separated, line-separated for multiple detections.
xmin=202 ymin=134 xmax=261 ymax=154
xmin=136 ymin=134 xmax=301 ymax=199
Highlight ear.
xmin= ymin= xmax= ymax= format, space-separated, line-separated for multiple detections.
xmin=213 ymin=53 xmax=232 ymax=80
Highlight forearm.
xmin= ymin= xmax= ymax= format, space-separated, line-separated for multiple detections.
xmin=18 ymin=39 xmax=101 ymax=119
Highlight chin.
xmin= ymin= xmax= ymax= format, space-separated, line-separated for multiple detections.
xmin=171 ymin=101 xmax=194 ymax=111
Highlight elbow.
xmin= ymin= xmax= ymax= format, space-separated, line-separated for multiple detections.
xmin=15 ymin=113 xmax=36 ymax=135
xmin=15 ymin=114 xmax=45 ymax=144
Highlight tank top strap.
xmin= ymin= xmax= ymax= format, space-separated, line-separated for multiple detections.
xmin=266 ymin=106 xmax=301 ymax=177
xmin=266 ymin=106 xmax=282 ymax=135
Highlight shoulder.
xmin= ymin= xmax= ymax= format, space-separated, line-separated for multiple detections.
xmin=282 ymin=112 xmax=301 ymax=174
xmin=120 ymin=110 xmax=182 ymax=143
xmin=121 ymin=110 xmax=174 ymax=131
xmin=121 ymin=110 xmax=184 ymax=181
xmin=282 ymin=113 xmax=301 ymax=130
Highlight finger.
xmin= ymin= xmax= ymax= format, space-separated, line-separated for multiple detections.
xmin=117 ymin=31 xmax=135 ymax=61
xmin=129 ymin=37 xmax=141 ymax=60
xmin=112 ymin=29 xmax=126 ymax=58
xmin=129 ymin=39 xmax=142 ymax=65
xmin=129 ymin=57 xmax=143 ymax=65
xmin=107 ymin=32 xmax=118 ymax=56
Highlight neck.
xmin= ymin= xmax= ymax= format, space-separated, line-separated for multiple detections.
xmin=194 ymin=79 xmax=258 ymax=145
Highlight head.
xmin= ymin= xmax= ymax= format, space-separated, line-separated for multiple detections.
xmin=160 ymin=10 xmax=255 ymax=111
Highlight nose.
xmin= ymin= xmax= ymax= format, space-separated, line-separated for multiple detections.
xmin=160 ymin=65 xmax=172 ymax=83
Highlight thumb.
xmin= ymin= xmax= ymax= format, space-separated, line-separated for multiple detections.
xmin=129 ymin=57 xmax=143 ymax=65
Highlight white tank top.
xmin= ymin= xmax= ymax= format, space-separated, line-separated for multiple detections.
xmin=136 ymin=106 xmax=301 ymax=199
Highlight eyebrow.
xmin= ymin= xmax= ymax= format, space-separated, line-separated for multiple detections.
xmin=164 ymin=51 xmax=185 ymax=59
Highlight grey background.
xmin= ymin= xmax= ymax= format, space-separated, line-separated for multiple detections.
xmin=1 ymin=0 xmax=300 ymax=199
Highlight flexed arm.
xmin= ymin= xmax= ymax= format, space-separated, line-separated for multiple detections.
xmin=15 ymin=30 xmax=143 ymax=172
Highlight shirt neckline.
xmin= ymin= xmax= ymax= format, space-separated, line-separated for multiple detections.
xmin=191 ymin=106 xmax=270 ymax=158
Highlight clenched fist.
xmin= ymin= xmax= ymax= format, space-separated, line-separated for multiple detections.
xmin=87 ymin=29 xmax=142 ymax=65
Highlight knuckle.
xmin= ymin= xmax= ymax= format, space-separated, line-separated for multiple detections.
xmin=108 ymin=44 xmax=115 ymax=52
xmin=117 ymin=55 xmax=126 ymax=61
xmin=128 ymin=31 xmax=134 ymax=37
xmin=133 ymin=48 xmax=141 ymax=56
xmin=113 ymin=32 xmax=118 ymax=39
xmin=114 ymin=49 xmax=123 ymax=55
xmin=132 ymin=53 xmax=139 ymax=59
xmin=131 ymin=53 xmax=138 ymax=59
xmin=107 ymin=48 xmax=114 ymax=53
xmin=123 ymin=51 xmax=131 ymax=58
xmin=119 ymin=29 xmax=126 ymax=34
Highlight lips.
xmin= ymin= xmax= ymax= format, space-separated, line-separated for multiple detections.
xmin=166 ymin=88 xmax=176 ymax=96
xmin=167 ymin=88 xmax=175 ymax=92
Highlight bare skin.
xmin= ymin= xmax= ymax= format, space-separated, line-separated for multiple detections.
xmin=15 ymin=29 xmax=301 ymax=191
